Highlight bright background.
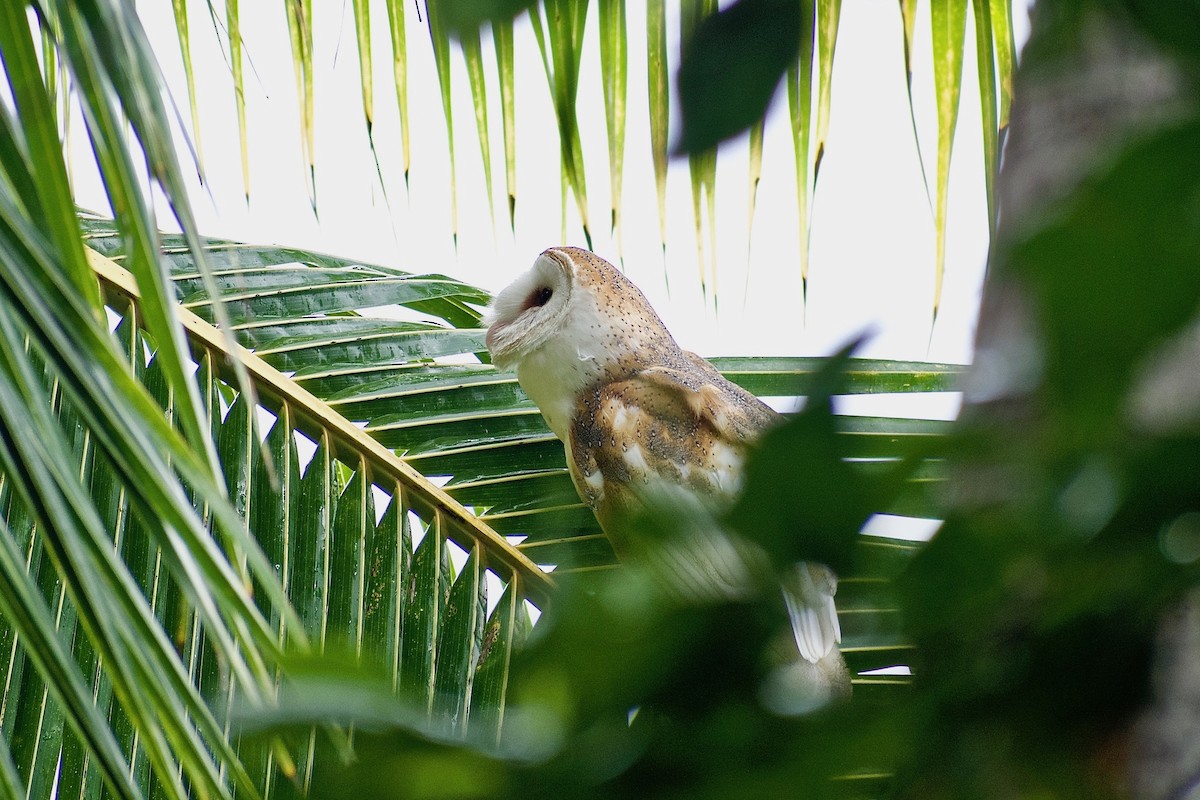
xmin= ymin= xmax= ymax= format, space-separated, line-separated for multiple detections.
xmin=72 ymin=1 xmax=1030 ymax=403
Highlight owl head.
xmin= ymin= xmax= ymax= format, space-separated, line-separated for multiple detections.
xmin=486 ymin=247 xmax=682 ymax=437
xmin=485 ymin=248 xmax=578 ymax=369
xmin=486 ymin=247 xmax=677 ymax=367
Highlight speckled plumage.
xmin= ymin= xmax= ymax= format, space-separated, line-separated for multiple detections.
xmin=487 ymin=248 xmax=849 ymax=691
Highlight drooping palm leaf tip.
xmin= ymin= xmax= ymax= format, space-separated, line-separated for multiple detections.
xmin=789 ymin=1 xmax=816 ymax=314
xmin=679 ymin=0 xmax=719 ymax=307
xmin=385 ymin=0 xmax=413 ymax=191
xmin=930 ymin=0 xmax=967 ymax=331
xmin=283 ymin=0 xmax=317 ymax=215
xmin=171 ymin=0 xmax=205 ymax=173
xmin=530 ymin=0 xmax=593 ymax=250
xmin=163 ymin=0 xmax=1011 ymax=314
xmin=426 ymin=0 xmax=460 ymax=248
xmin=225 ymin=0 xmax=251 ymax=200
xmin=495 ymin=17 xmax=518 ymax=230
xmin=462 ymin=26 xmax=498 ymax=237
xmin=599 ymin=0 xmax=628 ymax=262
xmin=647 ymin=0 xmax=670 ymax=285
xmin=352 ymin=0 xmax=398 ymax=221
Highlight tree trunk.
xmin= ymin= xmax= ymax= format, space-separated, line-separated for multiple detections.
xmin=962 ymin=3 xmax=1200 ymax=797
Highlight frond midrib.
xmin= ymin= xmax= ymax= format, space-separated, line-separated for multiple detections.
xmin=86 ymin=246 xmax=556 ymax=607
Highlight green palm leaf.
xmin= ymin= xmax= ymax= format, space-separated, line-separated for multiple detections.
xmin=0 ymin=2 xmax=1008 ymax=792
xmin=6 ymin=200 xmax=963 ymax=792
xmin=0 ymin=235 xmax=553 ymax=794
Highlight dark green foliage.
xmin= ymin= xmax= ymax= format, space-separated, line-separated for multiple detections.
xmin=675 ymin=0 xmax=802 ymax=154
xmin=1115 ymin=0 xmax=1200 ymax=70
xmin=241 ymin=3 xmax=1200 ymax=797
xmin=241 ymin=350 xmax=926 ymax=799
xmin=883 ymin=8 xmax=1200 ymax=796
xmin=730 ymin=342 xmax=915 ymax=576
xmin=427 ymin=0 xmax=539 ymax=35
xmin=1010 ymin=119 xmax=1200 ymax=433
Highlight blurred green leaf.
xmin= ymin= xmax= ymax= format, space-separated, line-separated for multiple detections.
xmin=676 ymin=0 xmax=801 ymax=155
xmin=1011 ymin=116 xmax=1200 ymax=432
xmin=930 ymin=0 xmax=968 ymax=323
xmin=730 ymin=344 xmax=915 ymax=575
xmin=431 ymin=0 xmax=538 ymax=34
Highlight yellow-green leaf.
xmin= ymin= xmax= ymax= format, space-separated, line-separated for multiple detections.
xmin=746 ymin=115 xmax=764 ymax=264
xmin=532 ymin=0 xmax=592 ymax=248
xmin=426 ymin=0 xmax=459 ymax=246
xmin=599 ymin=0 xmax=627 ymax=257
xmin=788 ymin=0 xmax=816 ymax=306
xmin=226 ymin=0 xmax=250 ymax=199
xmin=494 ymin=18 xmax=517 ymax=229
xmin=931 ymin=0 xmax=967 ymax=323
xmin=972 ymin=0 xmax=999 ymax=238
xmin=682 ymin=0 xmax=718 ymax=305
xmin=647 ymin=0 xmax=669 ymax=260
xmin=385 ymin=0 xmax=411 ymax=188
xmin=283 ymin=0 xmax=316 ymax=211
xmin=898 ymin=0 xmax=932 ymax=213
xmin=170 ymin=0 xmax=204 ymax=170
xmin=989 ymin=0 xmax=1016 ymax=130
xmin=461 ymin=28 xmax=496 ymax=233
xmin=813 ymin=0 xmax=841 ymax=181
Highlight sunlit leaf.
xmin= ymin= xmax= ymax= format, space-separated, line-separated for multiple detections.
xmin=898 ymin=0 xmax=933 ymax=214
xmin=283 ymin=0 xmax=316 ymax=211
xmin=681 ymin=0 xmax=719 ymax=305
xmin=930 ymin=0 xmax=968 ymax=324
xmin=530 ymin=0 xmax=592 ymax=248
xmin=170 ymin=0 xmax=204 ymax=169
xmin=646 ymin=0 xmax=669 ymax=261
xmin=746 ymin=115 xmax=765 ymax=271
xmin=461 ymin=28 xmax=496 ymax=232
xmin=226 ymin=0 xmax=250 ymax=199
xmin=384 ymin=0 xmax=412 ymax=188
xmin=426 ymin=0 xmax=460 ymax=246
xmin=972 ymin=0 xmax=999 ymax=238
xmin=813 ymin=0 xmax=841 ymax=181
xmin=0 ymin=7 xmax=97 ymax=308
xmin=494 ymin=18 xmax=517 ymax=229
xmin=788 ymin=0 xmax=816 ymax=305
xmin=599 ymin=0 xmax=627 ymax=257
xmin=989 ymin=0 xmax=1016 ymax=130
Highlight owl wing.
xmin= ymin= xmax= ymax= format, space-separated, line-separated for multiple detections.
xmin=566 ymin=357 xmax=842 ymax=665
xmin=566 ymin=359 xmax=776 ymax=533
xmin=565 ymin=360 xmax=769 ymax=600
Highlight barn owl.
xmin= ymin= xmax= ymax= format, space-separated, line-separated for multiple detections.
xmin=486 ymin=247 xmax=850 ymax=699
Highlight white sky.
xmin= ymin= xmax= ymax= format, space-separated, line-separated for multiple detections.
xmin=74 ymin=1 xmax=1030 ymax=387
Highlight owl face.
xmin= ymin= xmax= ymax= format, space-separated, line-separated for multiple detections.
xmin=488 ymin=247 xmax=676 ymax=441
xmin=486 ymin=248 xmax=616 ymax=439
xmin=487 ymin=247 xmax=676 ymax=371
xmin=484 ymin=249 xmax=577 ymax=370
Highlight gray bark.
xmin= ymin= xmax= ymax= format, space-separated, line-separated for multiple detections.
xmin=962 ymin=4 xmax=1200 ymax=797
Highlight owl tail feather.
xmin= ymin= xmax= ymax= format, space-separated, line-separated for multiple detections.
xmin=781 ymin=561 xmax=842 ymax=664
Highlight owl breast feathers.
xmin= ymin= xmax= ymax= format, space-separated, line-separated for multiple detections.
xmin=487 ymin=247 xmax=847 ymax=685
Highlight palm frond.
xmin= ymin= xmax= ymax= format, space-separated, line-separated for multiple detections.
xmin=158 ymin=1 xmax=1013 ymax=309
xmin=4 ymin=201 xmax=964 ymax=792
xmin=1 ymin=227 xmax=552 ymax=796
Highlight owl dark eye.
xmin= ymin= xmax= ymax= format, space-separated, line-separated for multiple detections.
xmin=531 ymin=286 xmax=553 ymax=307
